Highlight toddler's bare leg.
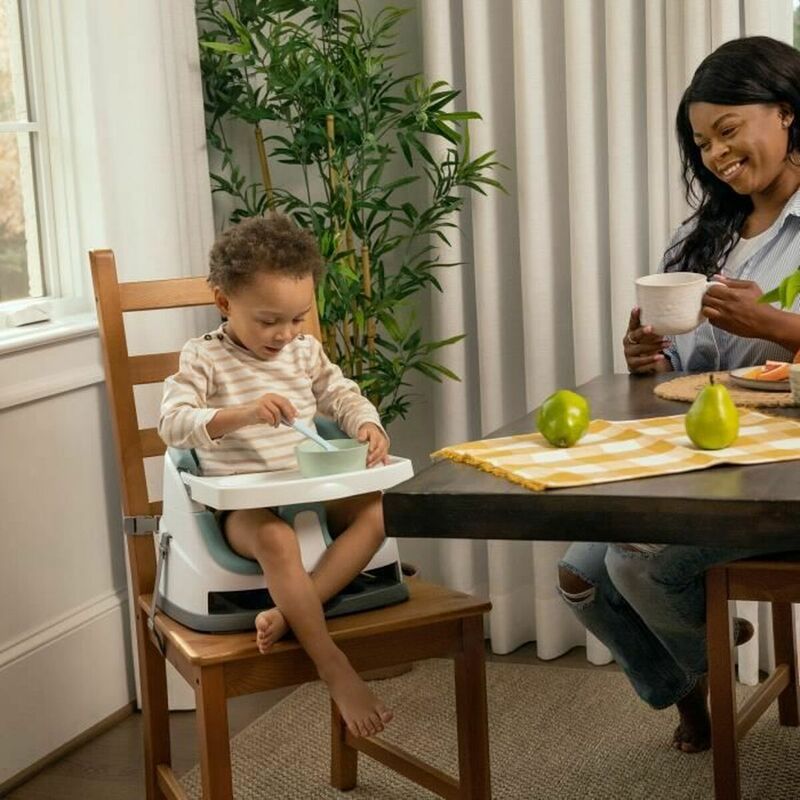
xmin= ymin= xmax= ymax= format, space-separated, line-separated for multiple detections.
xmin=224 ymin=508 xmax=392 ymax=737
xmin=230 ymin=494 xmax=385 ymax=652
xmin=312 ymin=492 xmax=385 ymax=601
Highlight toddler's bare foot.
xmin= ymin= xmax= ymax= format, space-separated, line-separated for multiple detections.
xmin=673 ymin=677 xmax=710 ymax=753
xmin=321 ymin=653 xmax=393 ymax=738
xmin=255 ymin=608 xmax=289 ymax=654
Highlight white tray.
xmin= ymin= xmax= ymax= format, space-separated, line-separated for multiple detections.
xmin=182 ymin=456 xmax=414 ymax=510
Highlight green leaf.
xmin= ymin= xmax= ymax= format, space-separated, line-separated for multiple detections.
xmin=200 ymin=40 xmax=250 ymax=55
xmin=759 ymin=270 xmax=800 ymax=308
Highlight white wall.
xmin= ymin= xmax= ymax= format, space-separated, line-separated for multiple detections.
xmin=0 ymin=0 xmax=213 ymax=784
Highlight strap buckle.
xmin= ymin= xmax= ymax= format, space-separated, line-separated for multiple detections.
xmin=123 ymin=515 xmax=159 ymax=535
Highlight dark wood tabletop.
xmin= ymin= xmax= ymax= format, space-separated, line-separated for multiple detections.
xmin=383 ymin=373 xmax=800 ymax=549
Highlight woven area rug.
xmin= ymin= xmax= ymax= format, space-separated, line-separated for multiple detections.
xmin=180 ymin=659 xmax=799 ymax=799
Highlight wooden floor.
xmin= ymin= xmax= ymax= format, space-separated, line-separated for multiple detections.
xmin=5 ymin=645 xmax=616 ymax=800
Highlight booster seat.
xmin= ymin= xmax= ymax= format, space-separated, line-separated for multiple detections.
xmin=156 ymin=416 xmax=414 ymax=633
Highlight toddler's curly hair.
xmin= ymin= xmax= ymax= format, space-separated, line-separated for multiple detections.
xmin=208 ymin=213 xmax=323 ymax=293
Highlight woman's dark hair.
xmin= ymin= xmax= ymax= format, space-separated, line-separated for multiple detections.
xmin=667 ymin=36 xmax=800 ymax=275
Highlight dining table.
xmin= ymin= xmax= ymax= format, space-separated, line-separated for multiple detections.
xmin=383 ymin=372 xmax=800 ymax=549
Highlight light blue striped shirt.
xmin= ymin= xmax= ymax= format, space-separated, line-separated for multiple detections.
xmin=664 ymin=188 xmax=800 ymax=372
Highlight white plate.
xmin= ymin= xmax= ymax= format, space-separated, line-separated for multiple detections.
xmin=729 ymin=367 xmax=790 ymax=392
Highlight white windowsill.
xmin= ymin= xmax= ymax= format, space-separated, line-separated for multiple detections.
xmin=0 ymin=311 xmax=98 ymax=357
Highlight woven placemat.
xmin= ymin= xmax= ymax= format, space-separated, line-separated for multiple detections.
xmin=655 ymin=371 xmax=797 ymax=407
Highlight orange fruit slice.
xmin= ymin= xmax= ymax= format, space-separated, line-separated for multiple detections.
xmin=757 ymin=362 xmax=790 ymax=381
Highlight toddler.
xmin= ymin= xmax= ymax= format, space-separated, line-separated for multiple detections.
xmin=159 ymin=213 xmax=392 ymax=738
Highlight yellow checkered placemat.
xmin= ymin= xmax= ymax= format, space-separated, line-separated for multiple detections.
xmin=431 ymin=411 xmax=800 ymax=491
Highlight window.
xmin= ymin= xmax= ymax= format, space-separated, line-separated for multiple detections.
xmin=0 ymin=0 xmax=43 ymax=307
xmin=0 ymin=0 xmax=89 ymax=345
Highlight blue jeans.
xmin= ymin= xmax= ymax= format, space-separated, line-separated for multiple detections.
xmin=558 ymin=542 xmax=792 ymax=709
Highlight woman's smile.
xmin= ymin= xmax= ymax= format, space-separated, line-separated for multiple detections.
xmin=717 ymin=158 xmax=747 ymax=181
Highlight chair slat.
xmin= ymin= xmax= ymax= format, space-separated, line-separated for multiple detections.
xmin=90 ymin=250 xmax=151 ymax=516
xmin=140 ymin=427 xmax=167 ymax=458
xmin=119 ymin=277 xmax=213 ymax=311
xmin=130 ymin=352 xmax=180 ymax=385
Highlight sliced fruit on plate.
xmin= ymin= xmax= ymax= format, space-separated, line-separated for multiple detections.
xmin=741 ymin=361 xmax=791 ymax=381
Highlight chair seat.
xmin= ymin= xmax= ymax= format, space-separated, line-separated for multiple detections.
xmin=725 ymin=553 xmax=800 ymax=571
xmin=140 ymin=579 xmax=491 ymax=673
xmin=719 ymin=557 xmax=800 ymax=604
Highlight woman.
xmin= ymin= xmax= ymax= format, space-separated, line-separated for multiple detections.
xmin=558 ymin=35 xmax=800 ymax=754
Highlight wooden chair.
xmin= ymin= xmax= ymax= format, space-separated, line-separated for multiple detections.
xmin=90 ymin=249 xmax=492 ymax=800
xmin=706 ymin=557 xmax=800 ymax=799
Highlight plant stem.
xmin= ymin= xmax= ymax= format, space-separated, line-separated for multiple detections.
xmin=361 ymin=244 xmax=376 ymax=355
xmin=325 ymin=324 xmax=337 ymax=361
xmin=325 ymin=112 xmax=349 ymax=370
xmin=325 ymin=114 xmax=337 ymax=191
xmin=254 ymin=124 xmax=274 ymax=210
xmin=344 ymin=225 xmax=362 ymax=375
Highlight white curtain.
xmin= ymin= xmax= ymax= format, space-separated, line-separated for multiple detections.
xmin=419 ymin=0 xmax=794 ymax=682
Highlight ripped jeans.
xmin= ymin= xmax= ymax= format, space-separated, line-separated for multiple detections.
xmin=557 ymin=542 xmax=791 ymax=709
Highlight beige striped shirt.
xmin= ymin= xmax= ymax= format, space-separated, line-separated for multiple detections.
xmin=159 ymin=325 xmax=384 ymax=476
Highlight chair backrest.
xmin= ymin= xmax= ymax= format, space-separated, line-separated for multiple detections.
xmin=90 ymin=248 xmax=322 ymax=596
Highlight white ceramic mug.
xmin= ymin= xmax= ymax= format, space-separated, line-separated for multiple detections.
xmin=635 ymin=272 xmax=712 ymax=335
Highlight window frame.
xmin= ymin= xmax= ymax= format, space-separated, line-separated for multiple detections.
xmin=0 ymin=0 xmax=89 ymax=342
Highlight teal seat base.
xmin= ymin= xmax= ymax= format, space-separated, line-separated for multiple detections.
xmin=157 ymin=563 xmax=408 ymax=633
xmin=197 ymin=503 xmax=331 ymax=577
xmin=160 ymin=436 xmax=409 ymax=634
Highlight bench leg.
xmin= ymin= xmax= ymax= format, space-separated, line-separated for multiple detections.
xmin=454 ymin=615 xmax=491 ymax=800
xmin=772 ymin=602 xmax=800 ymax=727
xmin=196 ymin=665 xmax=233 ymax=800
xmin=707 ymin=568 xmax=741 ymax=800
xmin=136 ymin=608 xmax=171 ymax=800
xmin=330 ymin=699 xmax=358 ymax=790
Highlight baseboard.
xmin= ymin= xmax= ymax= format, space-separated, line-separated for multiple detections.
xmin=0 ymin=593 xmax=135 ymax=785
xmin=0 ymin=702 xmax=135 ymax=796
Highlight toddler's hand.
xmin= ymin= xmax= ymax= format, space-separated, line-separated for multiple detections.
xmin=248 ymin=393 xmax=297 ymax=427
xmin=358 ymin=423 xmax=389 ymax=467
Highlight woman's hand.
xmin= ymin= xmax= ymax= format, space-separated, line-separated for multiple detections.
xmin=702 ymin=276 xmax=771 ymax=338
xmin=624 ymin=307 xmax=672 ymax=374
xmin=358 ymin=422 xmax=389 ymax=467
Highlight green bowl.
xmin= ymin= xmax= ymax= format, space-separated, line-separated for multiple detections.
xmin=296 ymin=438 xmax=368 ymax=477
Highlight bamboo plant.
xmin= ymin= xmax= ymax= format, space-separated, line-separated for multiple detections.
xmin=196 ymin=0 xmax=503 ymax=424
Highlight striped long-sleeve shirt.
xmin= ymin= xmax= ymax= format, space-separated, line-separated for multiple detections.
xmin=159 ymin=325 xmax=384 ymax=476
xmin=663 ymin=188 xmax=800 ymax=372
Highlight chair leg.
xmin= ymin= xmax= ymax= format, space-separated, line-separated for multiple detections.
xmin=135 ymin=608 xmax=171 ymax=800
xmin=706 ymin=568 xmax=741 ymax=800
xmin=454 ymin=615 xmax=491 ymax=800
xmin=330 ymin=699 xmax=358 ymax=790
xmin=772 ymin=602 xmax=800 ymax=727
xmin=195 ymin=665 xmax=233 ymax=800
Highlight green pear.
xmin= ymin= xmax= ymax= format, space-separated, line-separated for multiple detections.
xmin=536 ymin=390 xmax=591 ymax=447
xmin=684 ymin=375 xmax=739 ymax=450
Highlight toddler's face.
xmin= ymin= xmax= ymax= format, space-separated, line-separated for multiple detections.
xmin=214 ymin=271 xmax=315 ymax=360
